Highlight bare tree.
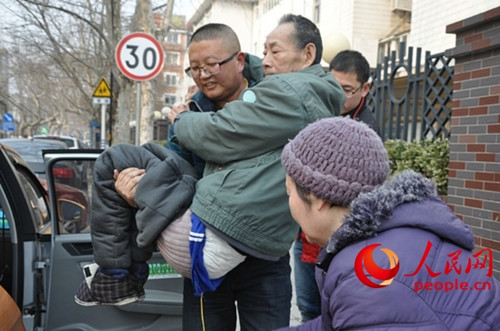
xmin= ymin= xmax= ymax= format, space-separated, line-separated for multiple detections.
xmin=0 ymin=0 xmax=174 ymax=144
xmin=3 ymin=1 xmax=108 ymax=140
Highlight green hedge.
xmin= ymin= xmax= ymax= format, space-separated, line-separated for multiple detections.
xmin=385 ymin=139 xmax=450 ymax=196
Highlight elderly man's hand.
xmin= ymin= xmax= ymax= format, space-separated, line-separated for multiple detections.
xmin=167 ymin=103 xmax=189 ymax=124
xmin=113 ymin=167 xmax=146 ymax=208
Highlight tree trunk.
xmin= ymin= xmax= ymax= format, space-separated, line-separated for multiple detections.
xmin=135 ymin=0 xmax=154 ymax=145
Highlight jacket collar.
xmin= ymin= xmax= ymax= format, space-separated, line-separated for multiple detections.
xmin=317 ymin=170 xmax=472 ymax=271
xmin=188 ymin=52 xmax=264 ymax=113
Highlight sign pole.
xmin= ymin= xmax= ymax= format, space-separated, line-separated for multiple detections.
xmin=135 ymin=81 xmax=142 ymax=146
xmin=92 ymin=77 xmax=112 ymax=149
xmin=100 ymin=103 xmax=107 ymax=149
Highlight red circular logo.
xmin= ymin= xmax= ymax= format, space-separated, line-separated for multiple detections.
xmin=354 ymin=244 xmax=400 ymax=288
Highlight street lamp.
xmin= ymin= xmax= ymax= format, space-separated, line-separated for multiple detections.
xmin=322 ymin=33 xmax=351 ymax=65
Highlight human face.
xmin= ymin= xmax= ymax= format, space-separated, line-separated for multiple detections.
xmin=331 ymin=70 xmax=370 ymax=115
xmin=262 ymin=23 xmax=311 ymax=76
xmin=285 ymin=175 xmax=343 ymax=247
xmin=187 ymin=39 xmax=245 ymax=107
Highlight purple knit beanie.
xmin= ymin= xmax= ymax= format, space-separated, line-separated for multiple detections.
xmin=281 ymin=117 xmax=389 ymax=206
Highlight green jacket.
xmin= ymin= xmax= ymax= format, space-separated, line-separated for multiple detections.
xmin=175 ymin=64 xmax=345 ymax=258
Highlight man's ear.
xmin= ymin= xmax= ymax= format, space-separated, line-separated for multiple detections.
xmin=303 ymin=43 xmax=317 ymax=67
xmin=236 ymin=51 xmax=246 ymax=70
xmin=361 ymin=81 xmax=371 ymax=97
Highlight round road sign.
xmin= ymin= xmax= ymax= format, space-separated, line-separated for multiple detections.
xmin=115 ymin=32 xmax=165 ymax=81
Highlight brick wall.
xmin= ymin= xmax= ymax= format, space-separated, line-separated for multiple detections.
xmin=445 ymin=6 xmax=500 ymax=279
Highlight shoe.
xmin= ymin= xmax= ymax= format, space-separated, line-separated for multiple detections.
xmin=130 ymin=262 xmax=149 ymax=298
xmin=131 ymin=275 xmax=147 ymax=298
xmin=74 ymin=263 xmax=143 ymax=306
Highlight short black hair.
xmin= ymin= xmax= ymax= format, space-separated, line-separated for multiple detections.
xmin=278 ymin=14 xmax=323 ymax=65
xmin=329 ymin=50 xmax=370 ymax=84
xmin=189 ymin=23 xmax=241 ymax=52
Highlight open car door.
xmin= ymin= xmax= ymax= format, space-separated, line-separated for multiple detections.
xmin=0 ymin=144 xmax=44 ymax=331
xmin=42 ymin=149 xmax=184 ymax=330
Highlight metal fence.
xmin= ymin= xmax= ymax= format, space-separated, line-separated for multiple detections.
xmin=366 ymin=43 xmax=454 ymax=142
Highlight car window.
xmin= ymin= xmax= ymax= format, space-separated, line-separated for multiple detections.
xmin=50 ymin=137 xmax=75 ymax=148
xmin=18 ymin=170 xmax=50 ymax=230
xmin=0 ymin=202 xmax=13 ymax=300
xmin=0 ymin=209 xmax=7 ymax=230
xmin=60 ymin=138 xmax=75 ymax=148
xmin=50 ymin=159 xmax=94 ymax=234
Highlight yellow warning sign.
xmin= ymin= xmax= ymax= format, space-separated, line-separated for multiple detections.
xmin=93 ymin=78 xmax=111 ymax=98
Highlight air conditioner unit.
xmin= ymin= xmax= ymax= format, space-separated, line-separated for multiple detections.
xmin=392 ymin=0 xmax=412 ymax=12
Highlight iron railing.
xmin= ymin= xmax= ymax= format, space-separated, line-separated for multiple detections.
xmin=366 ymin=43 xmax=453 ymax=141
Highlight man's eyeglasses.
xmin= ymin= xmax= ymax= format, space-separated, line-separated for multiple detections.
xmin=343 ymin=84 xmax=363 ymax=97
xmin=184 ymin=52 xmax=239 ymax=78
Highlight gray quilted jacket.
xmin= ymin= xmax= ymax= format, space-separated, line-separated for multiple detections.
xmin=91 ymin=142 xmax=198 ymax=268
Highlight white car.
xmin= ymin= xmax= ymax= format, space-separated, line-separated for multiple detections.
xmin=33 ymin=135 xmax=87 ymax=149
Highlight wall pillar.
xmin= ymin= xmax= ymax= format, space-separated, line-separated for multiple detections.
xmin=445 ymin=6 xmax=500 ymax=278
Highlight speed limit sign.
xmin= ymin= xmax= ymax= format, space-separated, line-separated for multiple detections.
xmin=115 ymin=32 xmax=165 ymax=81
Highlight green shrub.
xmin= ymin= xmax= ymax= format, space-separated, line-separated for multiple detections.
xmin=384 ymin=139 xmax=449 ymax=196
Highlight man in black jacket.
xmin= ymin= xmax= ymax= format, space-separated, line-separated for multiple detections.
xmin=330 ymin=50 xmax=379 ymax=135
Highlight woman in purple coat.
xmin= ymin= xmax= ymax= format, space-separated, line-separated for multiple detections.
xmin=277 ymin=117 xmax=499 ymax=331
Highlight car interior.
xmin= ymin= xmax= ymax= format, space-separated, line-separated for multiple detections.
xmin=1 ymin=145 xmax=185 ymax=330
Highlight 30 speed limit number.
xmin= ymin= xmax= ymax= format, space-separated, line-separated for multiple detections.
xmin=115 ymin=32 xmax=165 ymax=81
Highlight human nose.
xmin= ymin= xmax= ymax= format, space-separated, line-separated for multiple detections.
xmin=261 ymin=54 xmax=272 ymax=69
xmin=198 ymin=67 xmax=213 ymax=78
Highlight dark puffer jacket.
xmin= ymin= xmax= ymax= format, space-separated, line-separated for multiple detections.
xmin=277 ymin=171 xmax=500 ymax=331
xmin=91 ymin=142 xmax=198 ymax=269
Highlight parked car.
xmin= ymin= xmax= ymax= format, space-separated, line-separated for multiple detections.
xmin=38 ymin=178 xmax=90 ymax=234
xmin=0 ymin=138 xmax=87 ymax=190
xmin=33 ymin=135 xmax=87 ymax=149
xmin=0 ymin=143 xmax=183 ymax=330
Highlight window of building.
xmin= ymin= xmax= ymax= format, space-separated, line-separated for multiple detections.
xmin=263 ymin=0 xmax=281 ymax=13
xmin=165 ymin=52 xmax=180 ymax=66
xmin=164 ymin=93 xmax=177 ymax=106
xmin=165 ymin=32 xmax=180 ymax=45
xmin=164 ymin=73 xmax=178 ymax=86
xmin=314 ymin=0 xmax=321 ymax=23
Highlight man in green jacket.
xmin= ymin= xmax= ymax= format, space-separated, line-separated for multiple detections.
xmin=172 ymin=14 xmax=345 ymax=330
xmin=76 ymin=23 xmax=267 ymax=309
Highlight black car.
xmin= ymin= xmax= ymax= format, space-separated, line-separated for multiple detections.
xmin=0 ymin=144 xmax=184 ymax=330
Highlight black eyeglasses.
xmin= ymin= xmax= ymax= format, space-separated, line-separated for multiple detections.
xmin=184 ymin=52 xmax=239 ymax=78
xmin=343 ymin=84 xmax=363 ymax=97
